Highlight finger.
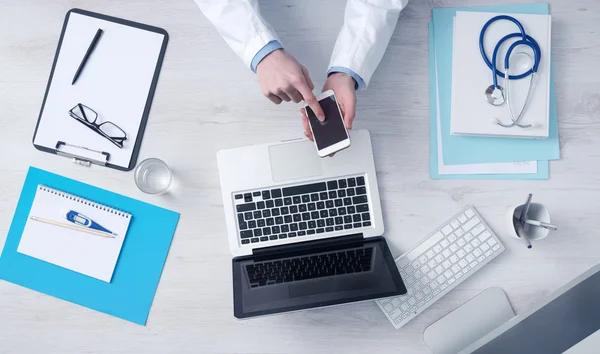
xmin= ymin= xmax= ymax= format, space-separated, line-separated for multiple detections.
xmin=276 ymin=91 xmax=291 ymax=102
xmin=267 ymin=94 xmax=283 ymax=105
xmin=301 ymin=66 xmax=314 ymax=90
xmin=301 ymin=110 xmax=310 ymax=132
xmin=303 ymin=129 xmax=314 ymax=142
xmin=296 ymin=82 xmax=325 ymax=121
xmin=286 ymin=89 xmax=303 ymax=103
xmin=342 ymin=98 xmax=356 ymax=130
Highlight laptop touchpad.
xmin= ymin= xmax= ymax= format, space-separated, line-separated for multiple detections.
xmin=269 ymin=141 xmax=323 ymax=182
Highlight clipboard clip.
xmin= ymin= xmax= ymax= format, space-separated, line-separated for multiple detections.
xmin=55 ymin=141 xmax=110 ymax=167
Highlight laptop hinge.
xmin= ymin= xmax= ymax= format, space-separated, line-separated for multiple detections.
xmin=252 ymin=233 xmax=364 ymax=257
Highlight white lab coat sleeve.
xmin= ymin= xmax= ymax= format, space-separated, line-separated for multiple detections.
xmin=329 ymin=0 xmax=409 ymax=89
xmin=194 ymin=0 xmax=281 ymax=69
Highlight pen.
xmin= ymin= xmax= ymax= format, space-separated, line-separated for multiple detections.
xmin=517 ymin=193 xmax=533 ymax=249
xmin=30 ymin=216 xmax=115 ymax=239
xmin=515 ymin=221 xmax=532 ymax=249
xmin=72 ymin=28 xmax=103 ymax=85
xmin=525 ymin=219 xmax=558 ymax=231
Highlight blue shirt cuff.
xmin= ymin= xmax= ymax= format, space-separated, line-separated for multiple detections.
xmin=327 ymin=66 xmax=366 ymax=91
xmin=250 ymin=41 xmax=283 ymax=73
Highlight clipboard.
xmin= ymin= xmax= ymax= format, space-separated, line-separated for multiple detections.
xmin=32 ymin=8 xmax=169 ymax=171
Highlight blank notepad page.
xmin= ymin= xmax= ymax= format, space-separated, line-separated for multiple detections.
xmin=17 ymin=185 xmax=131 ymax=282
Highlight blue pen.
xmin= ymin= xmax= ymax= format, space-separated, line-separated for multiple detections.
xmin=63 ymin=210 xmax=117 ymax=236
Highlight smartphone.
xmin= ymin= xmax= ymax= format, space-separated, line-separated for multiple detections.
xmin=304 ymin=90 xmax=351 ymax=157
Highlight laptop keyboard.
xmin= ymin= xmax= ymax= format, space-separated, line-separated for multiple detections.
xmin=246 ymin=247 xmax=373 ymax=288
xmin=234 ymin=175 xmax=372 ymax=245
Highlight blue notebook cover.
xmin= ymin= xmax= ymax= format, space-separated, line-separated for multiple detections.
xmin=432 ymin=3 xmax=560 ymax=165
xmin=429 ymin=22 xmax=549 ymax=180
xmin=0 ymin=167 xmax=179 ymax=325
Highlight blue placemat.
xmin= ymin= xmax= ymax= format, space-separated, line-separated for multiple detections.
xmin=0 ymin=167 xmax=179 ymax=325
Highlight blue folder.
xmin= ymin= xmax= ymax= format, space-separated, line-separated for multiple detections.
xmin=429 ymin=22 xmax=549 ymax=180
xmin=432 ymin=3 xmax=560 ymax=165
xmin=0 ymin=167 xmax=179 ymax=325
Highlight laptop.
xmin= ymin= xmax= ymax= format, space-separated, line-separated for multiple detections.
xmin=217 ymin=130 xmax=406 ymax=319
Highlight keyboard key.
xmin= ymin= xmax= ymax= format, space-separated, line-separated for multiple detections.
xmin=308 ymin=203 xmax=316 ymax=211
xmin=338 ymin=189 xmax=347 ymax=198
xmin=298 ymin=231 xmax=307 ymax=236
xmin=348 ymin=177 xmax=356 ymax=187
xmin=308 ymin=221 xmax=316 ymax=229
xmin=478 ymin=231 xmax=492 ymax=242
xmin=299 ymin=204 xmax=307 ymax=212
xmin=266 ymin=200 xmax=274 ymax=208
xmin=293 ymin=196 xmax=301 ymax=204
xmin=275 ymin=199 xmax=283 ymax=207
xmin=302 ymin=213 xmax=310 ymax=221
xmin=251 ymin=238 xmax=259 ymax=243
xmin=248 ymin=220 xmax=256 ymax=228
xmin=241 ymin=239 xmax=250 ymax=244
xmin=344 ymin=224 xmax=352 ymax=229
xmin=335 ymin=199 xmax=343 ymax=207
xmin=262 ymin=191 xmax=271 ymax=200
xmin=272 ymin=208 xmax=280 ymax=216
xmin=344 ymin=215 xmax=353 ymax=224
xmin=269 ymin=235 xmax=277 ymax=241
xmin=239 ymin=222 xmax=248 ymax=230
xmin=363 ymin=221 xmax=371 ymax=227
xmin=244 ymin=193 xmax=252 ymax=202
xmin=272 ymin=226 xmax=281 ymax=234
xmin=335 ymin=217 xmax=344 ymax=225
xmin=240 ymin=230 xmax=253 ymax=239
xmin=338 ymin=179 xmax=347 ymax=188
xmin=235 ymin=194 xmax=243 ymax=200
xmin=236 ymin=203 xmax=256 ymax=212
xmin=329 ymin=209 xmax=338 ymax=217
xmin=441 ymin=224 xmax=453 ymax=235
xmin=281 ymin=224 xmax=289 ymax=232
xmin=257 ymin=201 xmax=265 ymax=209
xmin=335 ymin=225 xmax=343 ymax=231
xmin=266 ymin=218 xmax=275 ymax=226
xmin=316 ymin=228 xmax=325 ymax=234
xmin=320 ymin=210 xmax=328 ymax=218
xmin=307 ymin=229 xmax=316 ymax=235
xmin=288 ymin=232 xmax=297 ymax=237
xmin=356 ymin=186 xmax=367 ymax=195
xmin=347 ymin=188 xmax=355 ymax=196
xmin=326 ymin=227 xmax=334 ymax=232
xmin=465 ymin=209 xmax=475 ymax=218
xmin=353 ymin=195 xmax=368 ymax=204
xmin=354 ymin=223 xmax=362 ymax=228
xmin=254 ymin=229 xmax=262 ymax=237
xmin=299 ymin=222 xmax=307 ymax=230
xmin=357 ymin=176 xmax=365 ymax=185
xmin=492 ymin=244 xmax=501 ymax=251
xmin=458 ymin=214 xmax=467 ymax=223
xmin=338 ymin=207 xmax=346 ymax=215
xmin=356 ymin=204 xmax=369 ymax=213
xmin=263 ymin=228 xmax=271 ymax=235
xmin=302 ymin=195 xmax=310 ymax=203
xmin=327 ymin=180 xmax=338 ymax=190
xmin=462 ymin=217 xmax=480 ymax=232
xmin=435 ymin=254 xmax=444 ymax=263
xmin=441 ymin=239 xmax=450 ymax=248
xmin=271 ymin=189 xmax=282 ymax=198
xmin=343 ymin=198 xmax=352 ymax=206
xmin=362 ymin=213 xmax=370 ymax=221
xmin=450 ymin=219 xmax=460 ymax=229
xmin=260 ymin=236 xmax=268 ymax=242
xmin=326 ymin=218 xmax=334 ymax=226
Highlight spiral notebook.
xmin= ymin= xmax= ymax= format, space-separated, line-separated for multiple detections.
xmin=17 ymin=185 xmax=131 ymax=282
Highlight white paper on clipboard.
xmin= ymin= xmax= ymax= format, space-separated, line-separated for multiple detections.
xmin=33 ymin=10 xmax=166 ymax=169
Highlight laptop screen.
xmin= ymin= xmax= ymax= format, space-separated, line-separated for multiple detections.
xmin=232 ymin=236 xmax=406 ymax=318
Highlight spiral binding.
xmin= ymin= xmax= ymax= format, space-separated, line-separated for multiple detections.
xmin=38 ymin=185 xmax=131 ymax=219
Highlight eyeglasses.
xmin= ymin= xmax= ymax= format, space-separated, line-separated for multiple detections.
xmin=69 ymin=103 xmax=127 ymax=149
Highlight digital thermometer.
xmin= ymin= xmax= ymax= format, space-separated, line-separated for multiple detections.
xmin=63 ymin=210 xmax=116 ymax=236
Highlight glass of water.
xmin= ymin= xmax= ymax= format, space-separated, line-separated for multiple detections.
xmin=134 ymin=158 xmax=172 ymax=194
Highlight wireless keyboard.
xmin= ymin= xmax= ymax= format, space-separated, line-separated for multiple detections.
xmin=376 ymin=206 xmax=505 ymax=329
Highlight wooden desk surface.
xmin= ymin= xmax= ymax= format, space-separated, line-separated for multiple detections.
xmin=1 ymin=0 xmax=599 ymax=353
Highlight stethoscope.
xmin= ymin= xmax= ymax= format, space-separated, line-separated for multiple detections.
xmin=480 ymin=15 xmax=541 ymax=128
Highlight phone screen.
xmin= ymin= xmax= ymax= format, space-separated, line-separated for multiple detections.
xmin=306 ymin=95 xmax=348 ymax=150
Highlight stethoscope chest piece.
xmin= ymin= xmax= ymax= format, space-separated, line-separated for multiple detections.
xmin=485 ymin=84 xmax=505 ymax=106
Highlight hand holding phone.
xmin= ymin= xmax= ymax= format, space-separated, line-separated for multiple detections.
xmin=303 ymin=90 xmax=351 ymax=157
